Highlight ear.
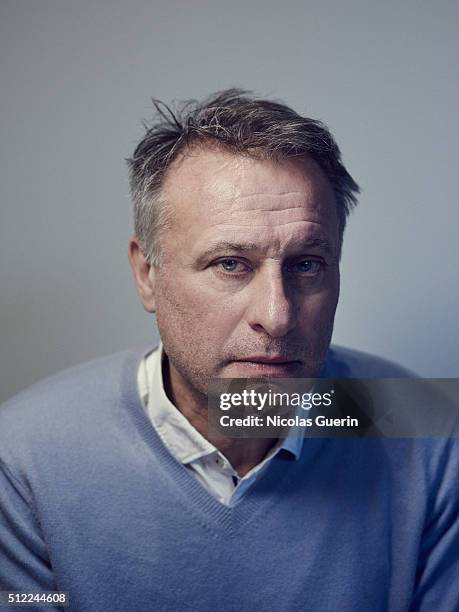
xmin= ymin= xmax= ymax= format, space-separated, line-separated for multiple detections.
xmin=128 ymin=237 xmax=157 ymax=313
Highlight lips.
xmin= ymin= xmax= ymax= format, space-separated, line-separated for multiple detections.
xmin=228 ymin=356 xmax=302 ymax=377
xmin=234 ymin=356 xmax=300 ymax=365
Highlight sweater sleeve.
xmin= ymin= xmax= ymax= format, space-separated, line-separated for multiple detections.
xmin=0 ymin=460 xmax=57 ymax=598
xmin=410 ymin=440 xmax=459 ymax=611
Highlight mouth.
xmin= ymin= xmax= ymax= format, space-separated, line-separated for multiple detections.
xmin=229 ymin=356 xmax=301 ymax=376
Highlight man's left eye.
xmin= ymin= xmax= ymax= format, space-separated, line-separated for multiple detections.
xmin=291 ymin=259 xmax=324 ymax=275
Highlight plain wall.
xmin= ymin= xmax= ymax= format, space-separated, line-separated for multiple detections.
xmin=1 ymin=0 xmax=458 ymax=403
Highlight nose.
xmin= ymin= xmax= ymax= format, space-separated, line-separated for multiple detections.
xmin=245 ymin=264 xmax=297 ymax=338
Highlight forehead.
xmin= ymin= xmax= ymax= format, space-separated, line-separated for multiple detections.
xmin=161 ymin=146 xmax=339 ymax=254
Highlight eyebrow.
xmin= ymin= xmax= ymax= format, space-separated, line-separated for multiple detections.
xmin=195 ymin=238 xmax=334 ymax=266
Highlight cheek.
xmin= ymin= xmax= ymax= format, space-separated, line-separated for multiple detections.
xmin=154 ymin=271 xmax=242 ymax=337
xmin=297 ymin=286 xmax=339 ymax=331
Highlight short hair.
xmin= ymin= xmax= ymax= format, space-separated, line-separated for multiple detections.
xmin=127 ymin=88 xmax=360 ymax=265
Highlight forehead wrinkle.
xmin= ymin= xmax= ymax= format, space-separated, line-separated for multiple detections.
xmin=201 ymin=220 xmax=335 ymax=242
xmin=224 ymin=194 xmax=325 ymax=214
xmin=206 ymin=220 xmax=335 ymax=235
xmin=203 ymin=171 xmax=330 ymax=211
xmin=233 ymin=191 xmax=310 ymax=199
xmin=211 ymin=193 xmax=334 ymax=221
xmin=223 ymin=204 xmax=320 ymax=214
xmin=212 ymin=203 xmax=330 ymax=222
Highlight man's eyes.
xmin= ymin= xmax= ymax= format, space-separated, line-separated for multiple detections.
xmin=213 ymin=258 xmax=325 ymax=276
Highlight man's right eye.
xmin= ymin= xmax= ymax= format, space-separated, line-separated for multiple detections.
xmin=214 ymin=258 xmax=250 ymax=274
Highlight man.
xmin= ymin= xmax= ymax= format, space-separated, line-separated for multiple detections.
xmin=0 ymin=89 xmax=458 ymax=611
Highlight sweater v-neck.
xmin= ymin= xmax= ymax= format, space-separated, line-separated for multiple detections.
xmin=118 ymin=346 xmax=323 ymax=534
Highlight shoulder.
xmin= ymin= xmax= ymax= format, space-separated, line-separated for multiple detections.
xmin=323 ymin=345 xmax=415 ymax=378
xmin=0 ymin=347 xmax=152 ymax=468
xmin=1 ymin=348 xmax=135 ymax=412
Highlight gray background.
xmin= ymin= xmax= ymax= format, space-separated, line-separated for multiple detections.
xmin=1 ymin=0 xmax=458 ymax=403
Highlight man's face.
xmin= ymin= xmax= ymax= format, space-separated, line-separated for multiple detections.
xmin=147 ymin=147 xmax=340 ymax=394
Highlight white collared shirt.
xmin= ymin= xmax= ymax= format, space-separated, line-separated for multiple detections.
xmin=137 ymin=344 xmax=304 ymax=506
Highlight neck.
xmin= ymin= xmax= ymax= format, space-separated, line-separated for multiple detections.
xmin=163 ymin=354 xmax=277 ymax=477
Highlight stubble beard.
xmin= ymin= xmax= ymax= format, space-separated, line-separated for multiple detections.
xmin=162 ymin=328 xmax=334 ymax=403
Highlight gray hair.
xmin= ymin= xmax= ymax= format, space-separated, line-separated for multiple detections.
xmin=127 ymin=88 xmax=360 ymax=265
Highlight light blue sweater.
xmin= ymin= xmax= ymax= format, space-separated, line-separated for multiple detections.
xmin=0 ymin=347 xmax=458 ymax=611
